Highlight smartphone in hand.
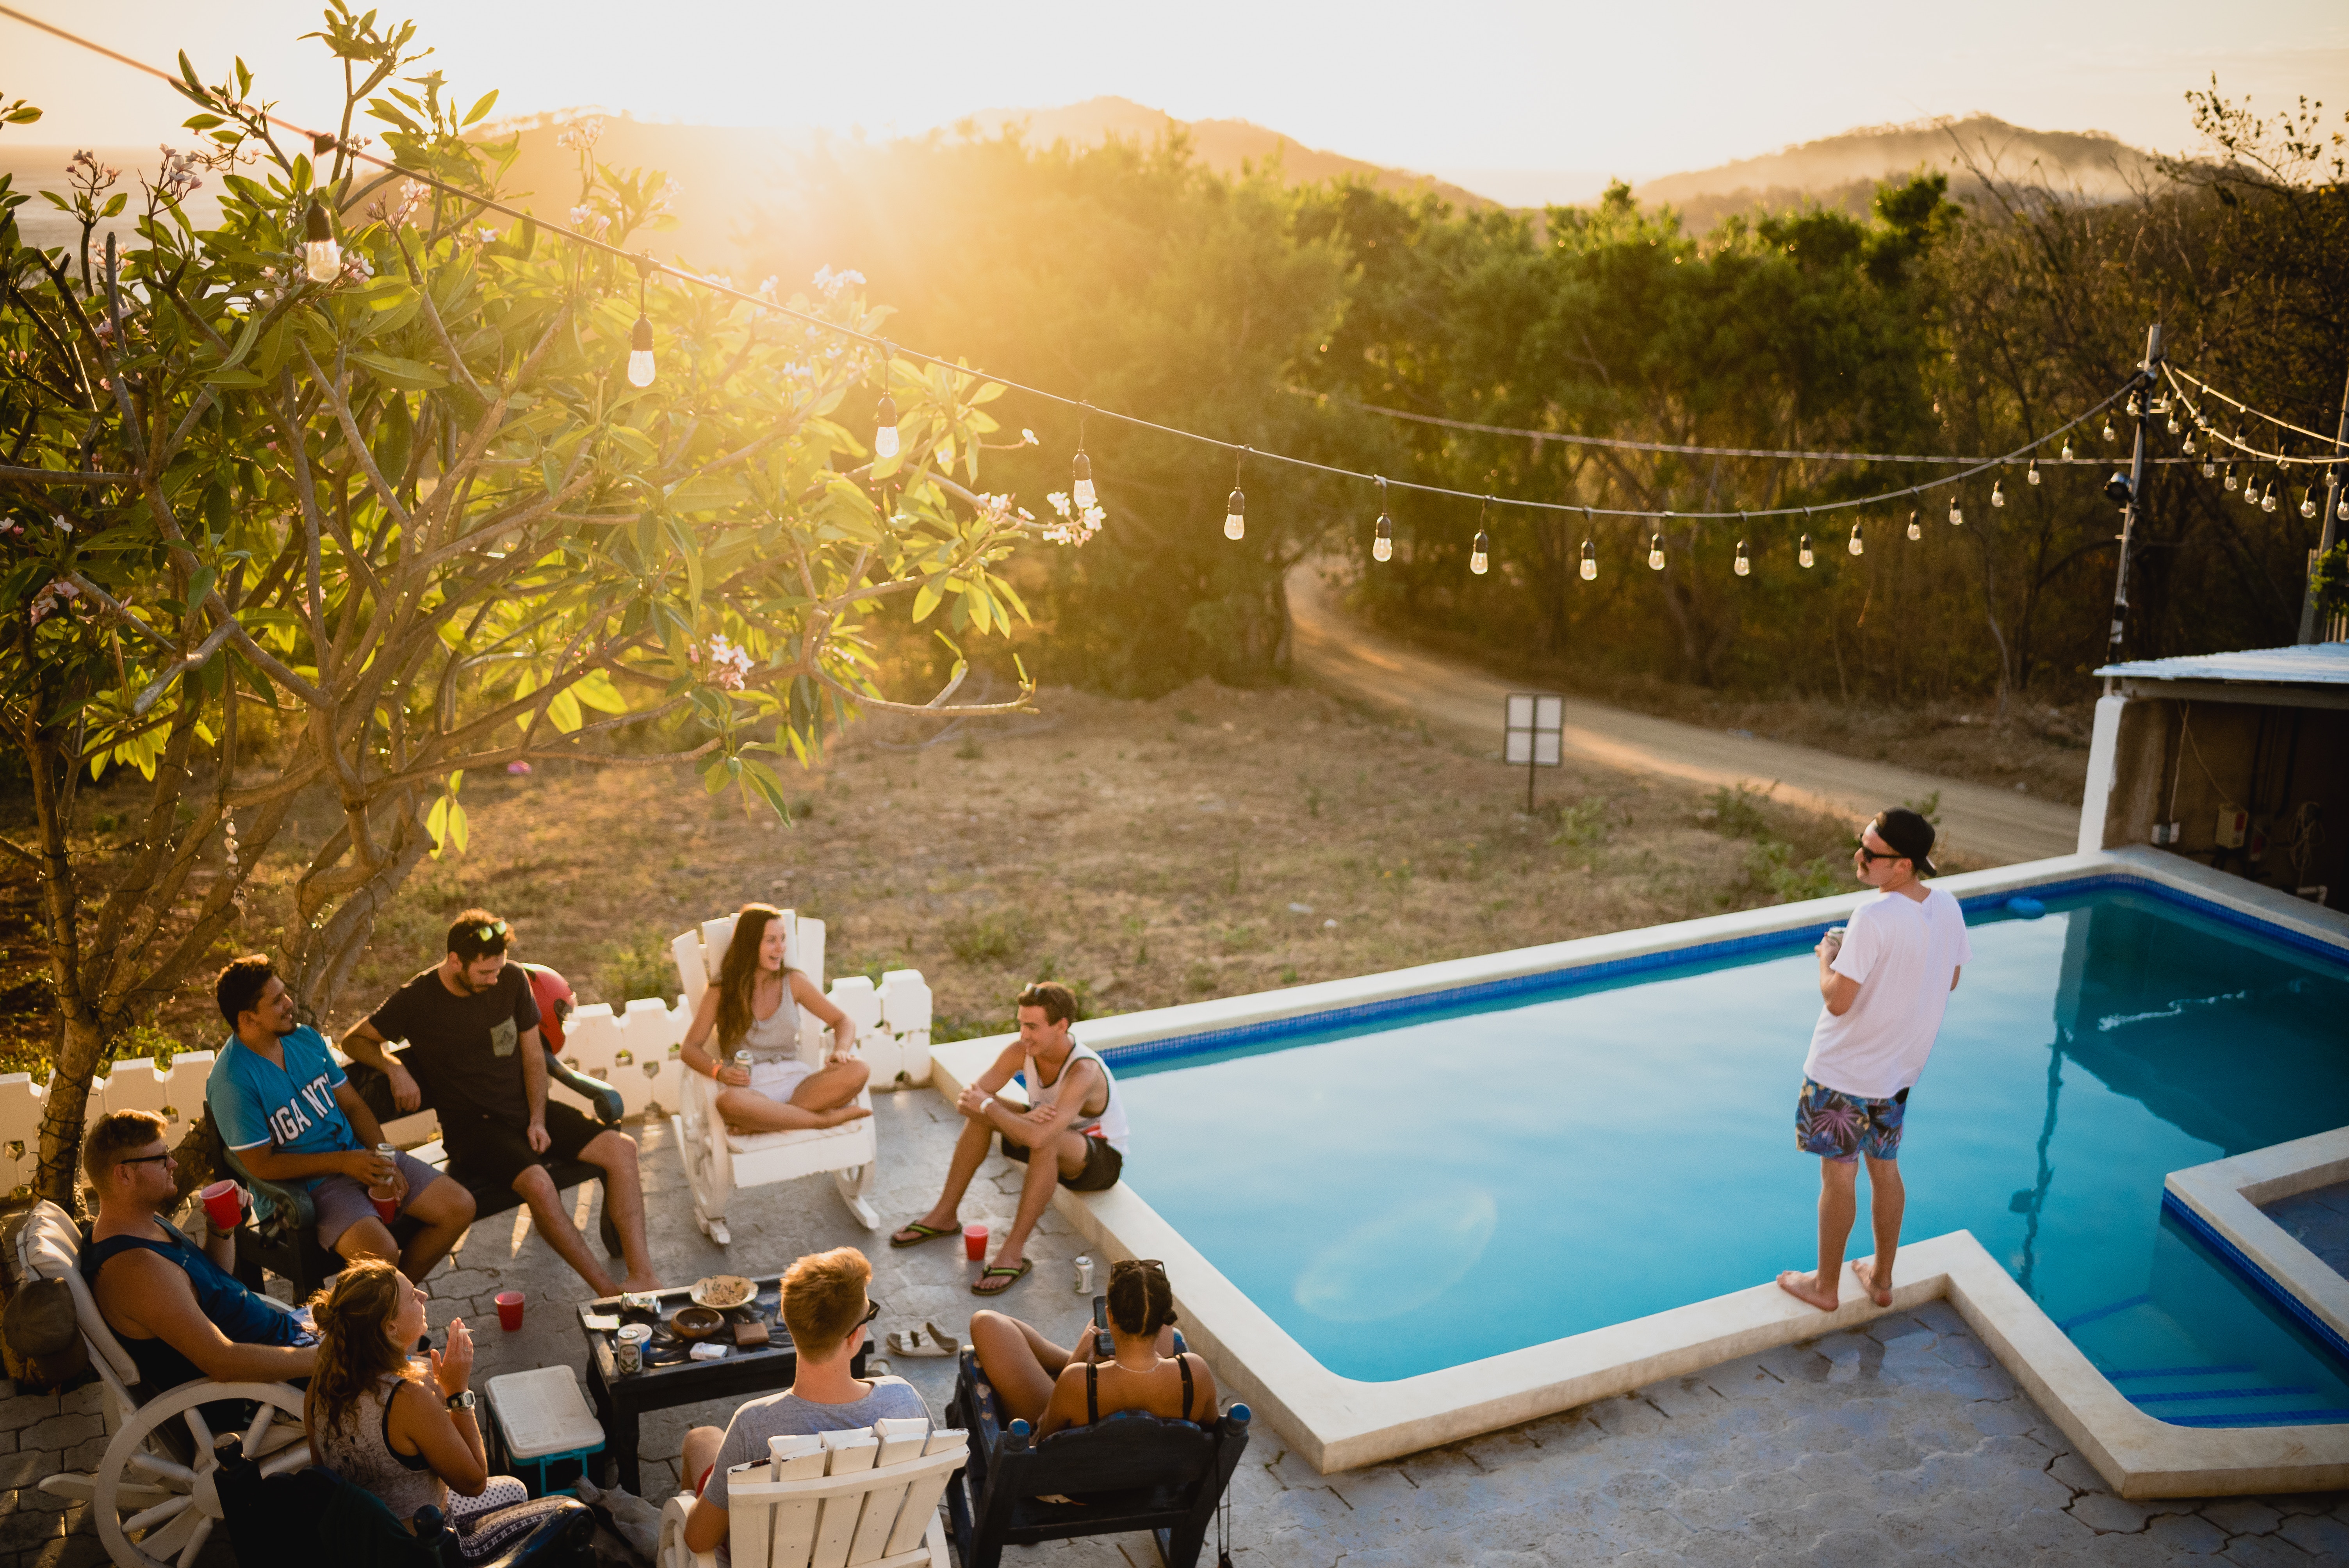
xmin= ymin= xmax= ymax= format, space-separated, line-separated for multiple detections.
xmin=1091 ymin=1295 xmax=1114 ymax=1360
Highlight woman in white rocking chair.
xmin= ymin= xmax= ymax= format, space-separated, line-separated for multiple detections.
xmin=679 ymin=904 xmax=871 ymax=1133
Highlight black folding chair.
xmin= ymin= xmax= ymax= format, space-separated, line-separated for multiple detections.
xmin=945 ymin=1347 xmax=1250 ymax=1568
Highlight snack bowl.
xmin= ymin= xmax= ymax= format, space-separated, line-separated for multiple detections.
xmin=670 ymin=1305 xmax=727 ymax=1341
xmin=690 ymin=1275 xmax=755 ymax=1311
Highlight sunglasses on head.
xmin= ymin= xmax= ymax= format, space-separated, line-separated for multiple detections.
xmin=476 ymin=921 xmax=508 ymax=942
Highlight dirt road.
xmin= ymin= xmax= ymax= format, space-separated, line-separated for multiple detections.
xmin=1286 ymin=565 xmax=2082 ymax=867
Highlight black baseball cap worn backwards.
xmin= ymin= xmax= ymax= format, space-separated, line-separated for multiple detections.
xmin=1871 ymin=807 xmax=1938 ymax=876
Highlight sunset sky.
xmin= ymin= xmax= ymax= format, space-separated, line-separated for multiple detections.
xmin=7 ymin=0 xmax=2347 ymax=189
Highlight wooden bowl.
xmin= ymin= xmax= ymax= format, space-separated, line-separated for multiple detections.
xmin=670 ymin=1305 xmax=726 ymax=1341
xmin=690 ymin=1275 xmax=755 ymax=1310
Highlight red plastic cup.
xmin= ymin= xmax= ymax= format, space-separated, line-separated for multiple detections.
xmin=370 ymin=1190 xmax=399 ymax=1224
xmin=962 ymin=1222 xmax=989 ymax=1262
xmin=494 ymin=1290 xmax=525 ymax=1331
xmin=200 ymin=1180 xmax=243 ymax=1232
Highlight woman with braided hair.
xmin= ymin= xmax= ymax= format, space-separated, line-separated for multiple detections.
xmin=968 ymin=1258 xmax=1217 ymax=1436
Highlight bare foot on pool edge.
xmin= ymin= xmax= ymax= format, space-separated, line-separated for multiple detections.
xmin=820 ymin=1104 xmax=872 ymax=1127
xmin=1776 ymin=1270 xmax=1839 ymax=1311
xmin=1853 ymin=1258 xmax=1894 ymax=1308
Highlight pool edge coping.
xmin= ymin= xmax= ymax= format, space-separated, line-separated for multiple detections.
xmin=931 ymin=850 xmax=2349 ymax=1495
xmin=2164 ymin=1129 xmax=2349 ymax=1364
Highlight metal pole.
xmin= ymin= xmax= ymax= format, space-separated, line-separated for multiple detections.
xmin=2294 ymin=356 xmax=2349 ymax=645
xmin=2108 ymin=323 xmax=2163 ymax=659
xmin=1527 ymin=745 xmax=1536 ymax=814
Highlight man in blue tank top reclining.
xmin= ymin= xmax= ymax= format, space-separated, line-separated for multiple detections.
xmin=888 ymin=981 xmax=1130 ymax=1296
xmin=82 ymin=1110 xmax=320 ymax=1391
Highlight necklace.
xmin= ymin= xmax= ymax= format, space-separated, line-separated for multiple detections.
xmin=1109 ymin=1351 xmax=1162 ymax=1373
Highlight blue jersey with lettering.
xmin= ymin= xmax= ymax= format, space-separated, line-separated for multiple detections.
xmin=209 ymin=1026 xmax=357 ymax=1195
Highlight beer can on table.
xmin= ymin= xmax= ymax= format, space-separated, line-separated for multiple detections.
xmin=615 ymin=1322 xmax=651 ymax=1374
xmin=1074 ymin=1256 xmax=1094 ymax=1294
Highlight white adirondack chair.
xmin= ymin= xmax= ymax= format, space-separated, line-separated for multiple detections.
xmin=657 ymin=1420 xmax=968 ymax=1568
xmin=668 ymin=912 xmax=882 ymax=1241
xmin=18 ymin=1202 xmax=312 ymax=1568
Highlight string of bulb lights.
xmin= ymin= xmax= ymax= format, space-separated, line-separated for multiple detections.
xmin=9 ymin=5 xmax=2344 ymax=584
xmin=2152 ymin=365 xmax=2349 ymax=525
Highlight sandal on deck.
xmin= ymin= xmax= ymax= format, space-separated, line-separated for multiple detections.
xmin=971 ymin=1259 xmax=1032 ymax=1297
xmin=886 ymin=1324 xmax=961 ymax=1358
xmin=889 ymin=1221 xmax=957 ymax=1249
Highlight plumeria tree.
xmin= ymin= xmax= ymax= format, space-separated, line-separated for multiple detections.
xmin=0 ymin=6 xmax=1072 ymax=1206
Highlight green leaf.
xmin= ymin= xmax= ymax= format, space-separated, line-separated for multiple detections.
xmin=666 ymin=472 xmax=750 ymax=513
xmin=463 ymin=90 xmax=500 ymax=127
xmin=572 ymin=668 xmax=628 ymax=713
xmin=349 ymin=350 xmax=448 ymax=391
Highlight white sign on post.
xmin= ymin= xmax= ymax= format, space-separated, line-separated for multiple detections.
xmin=1504 ymin=692 xmax=1564 ymax=810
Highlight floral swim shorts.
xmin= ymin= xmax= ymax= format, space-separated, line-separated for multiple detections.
xmin=1795 ymin=1076 xmax=1909 ymax=1162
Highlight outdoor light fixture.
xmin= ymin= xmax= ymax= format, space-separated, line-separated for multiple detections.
xmin=2337 ymin=490 xmax=2348 ymax=522
xmin=1847 ymin=521 xmax=1864 ymax=556
xmin=1371 ymin=476 xmax=1393 ymax=561
xmin=1991 ymin=479 xmax=2006 ymax=509
xmin=2201 ymin=453 xmax=2218 ymax=478
xmin=2103 ymin=417 xmax=2117 ymax=442
xmin=2224 ymin=461 xmax=2239 ymax=491
xmin=2261 ymin=478 xmax=2278 ymax=513
xmin=2181 ymin=428 xmax=2196 ymax=454
xmin=1647 ymin=531 xmax=1665 ymax=570
xmin=2103 ymin=471 xmax=2134 ymax=506
xmin=303 ymin=200 xmax=341 ymax=283
xmin=626 ymin=256 xmax=657 ymax=388
xmin=2062 ymin=438 xmax=2075 ymax=461
xmin=1470 ymin=530 xmax=1491 ymax=575
xmin=2303 ymin=485 xmax=2321 ymax=520
xmin=1906 ymin=509 xmax=1922 ymax=540
xmin=1798 ymin=533 xmax=1814 ymax=568
xmin=2026 ymin=458 xmax=2040 ymax=486
xmin=1734 ymin=537 xmax=1750 ymax=576
xmin=1579 ymin=538 xmax=1597 ymax=580
xmin=1224 ymin=449 xmax=1248 ymax=540
xmin=1948 ymin=494 xmax=1963 ymax=527
xmin=1071 ymin=449 xmax=1094 ymax=509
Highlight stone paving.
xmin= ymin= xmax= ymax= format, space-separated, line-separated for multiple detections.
xmin=2266 ymin=1181 xmax=2349 ymax=1279
xmin=2 ymin=1088 xmax=2344 ymax=1567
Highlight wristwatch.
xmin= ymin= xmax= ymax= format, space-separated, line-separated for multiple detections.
xmin=445 ymin=1390 xmax=477 ymax=1413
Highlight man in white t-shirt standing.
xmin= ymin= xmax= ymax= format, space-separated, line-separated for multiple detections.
xmin=1777 ymin=807 xmax=1973 ymax=1314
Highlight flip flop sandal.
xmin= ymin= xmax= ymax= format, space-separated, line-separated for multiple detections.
xmin=924 ymin=1321 xmax=963 ymax=1354
xmin=971 ymin=1259 xmax=1033 ymax=1297
xmin=889 ymin=1221 xmax=957 ymax=1249
xmin=886 ymin=1329 xmax=955 ymax=1358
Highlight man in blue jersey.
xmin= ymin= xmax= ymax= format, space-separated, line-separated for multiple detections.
xmin=207 ymin=955 xmax=476 ymax=1281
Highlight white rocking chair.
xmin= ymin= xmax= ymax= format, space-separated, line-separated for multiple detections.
xmin=658 ymin=1420 xmax=968 ymax=1568
xmin=18 ymin=1202 xmax=312 ymax=1568
xmin=668 ymin=912 xmax=890 ymax=1242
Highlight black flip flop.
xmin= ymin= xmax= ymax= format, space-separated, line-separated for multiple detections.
xmin=889 ymin=1221 xmax=957 ymax=1249
xmin=971 ymin=1258 xmax=1033 ymax=1297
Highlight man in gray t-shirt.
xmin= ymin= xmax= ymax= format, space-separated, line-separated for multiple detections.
xmin=681 ymin=1248 xmax=926 ymax=1562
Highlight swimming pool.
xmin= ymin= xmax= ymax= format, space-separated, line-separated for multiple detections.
xmin=1110 ymin=882 xmax=2349 ymax=1425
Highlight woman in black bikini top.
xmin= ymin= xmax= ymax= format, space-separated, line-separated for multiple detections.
xmin=968 ymin=1258 xmax=1217 ymax=1435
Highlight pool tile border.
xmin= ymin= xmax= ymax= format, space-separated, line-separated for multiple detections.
xmin=2163 ymin=1129 xmax=2349 ymax=1367
xmin=930 ymin=849 xmax=2349 ymax=1495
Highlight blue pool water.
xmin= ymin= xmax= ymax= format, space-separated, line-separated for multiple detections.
xmin=1112 ymin=883 xmax=2349 ymax=1425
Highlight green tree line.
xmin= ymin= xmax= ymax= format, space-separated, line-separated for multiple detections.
xmin=740 ymin=86 xmax=2349 ymax=709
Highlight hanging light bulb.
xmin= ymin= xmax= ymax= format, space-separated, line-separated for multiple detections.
xmin=2101 ymin=417 xmax=2117 ymax=443
xmin=872 ymin=344 xmax=901 ymax=459
xmin=2181 ymin=429 xmax=2197 ymax=456
xmin=1798 ymin=533 xmax=1815 ymax=569
xmin=1372 ymin=478 xmax=1393 ymax=562
xmin=2201 ymin=452 xmax=2217 ymax=478
xmin=1991 ymin=479 xmax=2006 ymax=509
xmin=623 ymin=256 xmax=657 ymax=387
xmin=1070 ymin=406 xmax=1095 ymax=507
xmin=2301 ymin=485 xmax=2320 ymax=520
xmin=1906 ymin=508 xmax=1922 ymax=541
xmin=2060 ymin=438 xmax=2074 ymax=461
xmin=302 ymin=199 xmax=341 ymax=283
xmin=1224 ymin=448 xmax=1248 ymax=541
xmin=1647 ymin=531 xmax=1665 ymax=570
xmin=1948 ymin=494 xmax=1964 ymax=527
xmin=2125 ymin=392 xmax=2142 ymax=419
xmin=1847 ymin=520 xmax=1864 ymax=556
xmin=1734 ymin=536 xmax=1750 ymax=576
xmin=2337 ymin=490 xmax=2349 ymax=522
xmin=1470 ymin=531 xmax=1491 ymax=575
xmin=2260 ymin=476 xmax=2278 ymax=513
xmin=2026 ymin=458 xmax=2041 ymax=486
xmin=2165 ymin=407 xmax=2181 ymax=436
xmin=2224 ymin=461 xmax=2239 ymax=491
xmin=1579 ymin=538 xmax=1597 ymax=581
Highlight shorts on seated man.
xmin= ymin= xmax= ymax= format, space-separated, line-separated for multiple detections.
xmin=679 ymin=1248 xmax=926 ymax=1563
xmin=81 ymin=1110 xmax=318 ymax=1390
xmin=207 ymin=955 xmax=476 ymax=1282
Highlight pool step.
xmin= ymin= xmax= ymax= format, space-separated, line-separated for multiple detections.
xmin=2078 ymin=1297 xmax=2349 ymax=1427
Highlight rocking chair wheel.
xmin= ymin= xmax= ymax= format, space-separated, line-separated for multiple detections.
xmin=91 ymin=1379 xmax=309 ymax=1568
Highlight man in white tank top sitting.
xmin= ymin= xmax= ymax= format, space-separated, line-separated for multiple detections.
xmin=1777 ymin=807 xmax=1972 ymax=1314
xmin=887 ymin=982 xmax=1129 ymax=1297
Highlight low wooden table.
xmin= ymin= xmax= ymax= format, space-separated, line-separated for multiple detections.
xmin=575 ymin=1277 xmax=871 ymax=1496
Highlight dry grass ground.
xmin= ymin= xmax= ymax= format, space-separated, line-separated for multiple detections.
xmin=2 ymin=680 xmax=1941 ymax=1062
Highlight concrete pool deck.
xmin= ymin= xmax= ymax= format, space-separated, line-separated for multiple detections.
xmin=932 ymin=847 xmax=2349 ymax=1497
xmin=3 ymin=1095 xmax=2346 ymax=1566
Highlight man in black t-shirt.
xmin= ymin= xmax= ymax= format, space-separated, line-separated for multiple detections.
xmin=342 ymin=909 xmax=661 ymax=1295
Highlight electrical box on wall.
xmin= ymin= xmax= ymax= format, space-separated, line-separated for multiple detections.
xmin=2151 ymin=821 xmax=2185 ymax=846
xmin=2215 ymin=807 xmax=2249 ymax=849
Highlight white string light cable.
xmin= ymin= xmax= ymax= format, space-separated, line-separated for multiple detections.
xmin=2164 ymin=363 xmax=2344 ymax=451
xmin=0 ymin=5 xmax=2230 ymax=572
xmin=2161 ymin=365 xmax=2349 ymax=521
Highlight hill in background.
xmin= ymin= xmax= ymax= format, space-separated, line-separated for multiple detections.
xmin=1634 ymin=114 xmax=2164 ymax=229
